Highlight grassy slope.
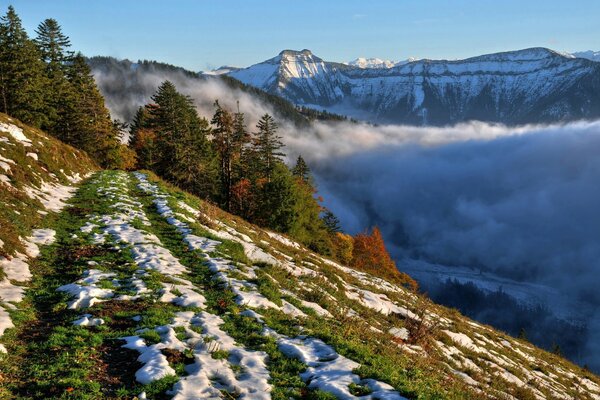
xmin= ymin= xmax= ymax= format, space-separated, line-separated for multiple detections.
xmin=0 ymin=112 xmax=97 ymax=257
xmin=0 ymin=116 xmax=598 ymax=399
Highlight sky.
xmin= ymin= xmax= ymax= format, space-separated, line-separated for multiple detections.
xmin=5 ymin=0 xmax=599 ymax=71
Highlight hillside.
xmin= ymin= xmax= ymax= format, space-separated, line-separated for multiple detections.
xmin=86 ymin=56 xmax=350 ymax=127
xmin=0 ymin=112 xmax=97 ymax=353
xmin=227 ymin=48 xmax=600 ymax=126
xmin=0 ymin=116 xmax=598 ymax=399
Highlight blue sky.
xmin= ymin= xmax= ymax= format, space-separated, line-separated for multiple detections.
xmin=5 ymin=0 xmax=599 ymax=71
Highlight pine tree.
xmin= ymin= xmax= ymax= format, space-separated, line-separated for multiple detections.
xmin=251 ymin=113 xmax=284 ymax=182
xmin=322 ymin=210 xmax=341 ymax=233
xmin=34 ymin=18 xmax=74 ymax=134
xmin=148 ymin=81 xmax=216 ymax=196
xmin=291 ymin=155 xmax=311 ymax=183
xmin=129 ymin=105 xmax=157 ymax=169
xmin=211 ymin=101 xmax=235 ymax=210
xmin=63 ymin=53 xmax=121 ymax=167
xmin=0 ymin=6 xmax=47 ymax=127
xmin=232 ymin=105 xmax=251 ymax=178
xmin=34 ymin=18 xmax=73 ymax=70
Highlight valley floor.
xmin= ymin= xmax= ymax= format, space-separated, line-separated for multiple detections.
xmin=0 ymin=170 xmax=599 ymax=400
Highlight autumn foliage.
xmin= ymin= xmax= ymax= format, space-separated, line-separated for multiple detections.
xmin=351 ymin=226 xmax=418 ymax=290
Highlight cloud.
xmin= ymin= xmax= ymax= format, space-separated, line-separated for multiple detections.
xmin=290 ymin=119 xmax=600 ymax=370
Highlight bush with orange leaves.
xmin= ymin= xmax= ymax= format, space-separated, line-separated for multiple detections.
xmin=350 ymin=226 xmax=418 ymax=290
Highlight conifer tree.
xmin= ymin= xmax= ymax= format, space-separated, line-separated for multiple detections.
xmin=232 ymin=105 xmax=251 ymax=178
xmin=34 ymin=18 xmax=73 ymax=69
xmin=211 ymin=101 xmax=235 ymax=210
xmin=34 ymin=18 xmax=73 ymax=134
xmin=251 ymin=113 xmax=284 ymax=182
xmin=129 ymin=105 xmax=157 ymax=169
xmin=63 ymin=53 xmax=121 ymax=166
xmin=291 ymin=155 xmax=311 ymax=183
xmin=322 ymin=210 xmax=341 ymax=233
xmin=149 ymin=81 xmax=215 ymax=196
xmin=0 ymin=6 xmax=47 ymax=127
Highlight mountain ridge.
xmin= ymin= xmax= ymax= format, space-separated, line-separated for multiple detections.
xmin=227 ymin=47 xmax=600 ymax=125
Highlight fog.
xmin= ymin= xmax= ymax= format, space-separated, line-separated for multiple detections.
xmin=296 ymin=119 xmax=600 ymax=370
xmin=92 ymin=62 xmax=600 ymax=370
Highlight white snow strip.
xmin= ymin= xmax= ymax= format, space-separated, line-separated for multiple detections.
xmin=57 ymin=269 xmax=116 ymax=309
xmin=73 ymin=314 xmax=105 ymax=326
xmin=278 ymin=336 xmax=407 ymax=399
xmin=170 ymin=311 xmax=271 ymax=400
xmin=122 ymin=335 xmax=176 ymax=384
xmin=0 ymin=122 xmax=31 ymax=145
xmin=0 ymin=253 xmax=31 ymax=282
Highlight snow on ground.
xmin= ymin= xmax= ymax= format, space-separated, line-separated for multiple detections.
xmin=122 ymin=335 xmax=177 ymax=384
xmin=0 ymin=122 xmax=31 ymax=146
xmin=344 ymin=283 xmax=419 ymax=320
xmin=169 ymin=311 xmax=272 ymax=400
xmin=73 ymin=314 xmax=105 ymax=326
xmin=24 ymin=181 xmax=78 ymax=212
xmin=278 ymin=336 xmax=408 ymax=400
xmin=58 ymin=269 xmax=117 ymax=309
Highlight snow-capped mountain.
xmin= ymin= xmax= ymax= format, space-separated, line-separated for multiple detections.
xmin=572 ymin=50 xmax=600 ymax=62
xmin=347 ymin=57 xmax=396 ymax=69
xmin=347 ymin=57 xmax=418 ymax=69
xmin=227 ymin=48 xmax=600 ymax=125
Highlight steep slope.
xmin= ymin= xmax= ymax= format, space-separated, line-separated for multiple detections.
xmin=228 ymin=48 xmax=600 ymax=125
xmin=0 ymin=113 xmax=97 ymax=354
xmin=0 ymin=161 xmax=598 ymax=397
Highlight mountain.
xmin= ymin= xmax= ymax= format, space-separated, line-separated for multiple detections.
xmin=227 ymin=48 xmax=600 ymax=125
xmin=347 ymin=57 xmax=397 ymax=69
xmin=347 ymin=57 xmax=418 ymax=69
xmin=0 ymin=114 xmax=599 ymax=399
xmin=573 ymin=50 xmax=600 ymax=62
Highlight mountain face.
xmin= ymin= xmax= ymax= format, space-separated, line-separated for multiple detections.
xmin=228 ymin=48 xmax=600 ymax=125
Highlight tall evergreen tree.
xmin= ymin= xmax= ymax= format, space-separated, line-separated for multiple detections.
xmin=34 ymin=18 xmax=73 ymax=70
xmin=291 ymin=155 xmax=311 ymax=183
xmin=0 ymin=6 xmax=47 ymax=126
xmin=34 ymin=18 xmax=73 ymax=134
xmin=211 ymin=101 xmax=235 ymax=210
xmin=232 ymin=105 xmax=251 ymax=178
xmin=322 ymin=210 xmax=341 ymax=233
xmin=63 ymin=53 xmax=121 ymax=166
xmin=149 ymin=81 xmax=216 ymax=196
xmin=251 ymin=113 xmax=284 ymax=182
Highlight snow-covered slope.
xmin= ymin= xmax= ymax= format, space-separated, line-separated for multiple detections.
xmin=228 ymin=48 xmax=600 ymax=125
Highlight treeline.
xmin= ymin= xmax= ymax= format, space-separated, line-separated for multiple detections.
xmin=0 ymin=6 xmax=133 ymax=168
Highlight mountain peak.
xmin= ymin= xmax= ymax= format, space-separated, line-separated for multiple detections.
xmin=279 ymin=49 xmax=313 ymax=57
